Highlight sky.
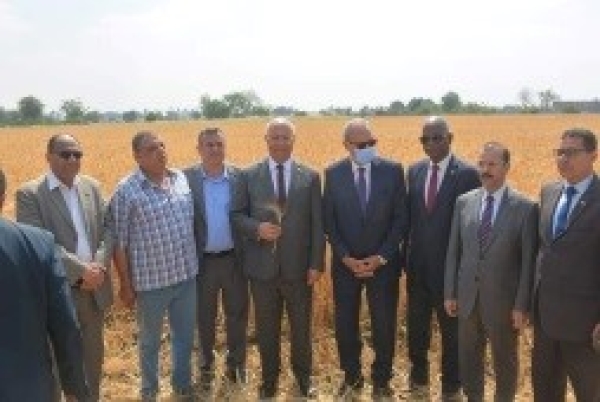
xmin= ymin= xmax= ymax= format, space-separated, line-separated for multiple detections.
xmin=1 ymin=0 xmax=598 ymax=112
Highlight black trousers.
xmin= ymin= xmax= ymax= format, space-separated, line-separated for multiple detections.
xmin=406 ymin=271 xmax=460 ymax=393
xmin=332 ymin=264 xmax=399 ymax=385
xmin=250 ymin=276 xmax=313 ymax=384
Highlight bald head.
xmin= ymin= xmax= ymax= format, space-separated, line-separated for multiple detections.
xmin=343 ymin=118 xmax=372 ymax=142
xmin=421 ymin=115 xmax=452 ymax=163
xmin=267 ymin=117 xmax=295 ymax=136
xmin=423 ymin=116 xmax=450 ymax=133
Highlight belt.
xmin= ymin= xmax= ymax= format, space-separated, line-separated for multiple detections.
xmin=203 ymin=249 xmax=234 ymax=258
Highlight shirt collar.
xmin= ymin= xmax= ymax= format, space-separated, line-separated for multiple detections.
xmin=268 ymin=157 xmax=292 ymax=171
xmin=46 ymin=171 xmax=79 ymax=191
xmin=201 ymin=165 xmax=229 ymax=181
xmin=429 ymin=153 xmax=452 ymax=171
xmin=563 ymin=174 xmax=594 ymax=195
xmin=483 ymin=184 xmax=507 ymax=202
xmin=350 ymin=160 xmax=372 ymax=172
xmin=135 ymin=167 xmax=177 ymax=187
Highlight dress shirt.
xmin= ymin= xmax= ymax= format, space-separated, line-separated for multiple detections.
xmin=351 ymin=160 xmax=372 ymax=202
xmin=423 ymin=153 xmax=452 ymax=201
xmin=46 ymin=172 xmax=93 ymax=262
xmin=552 ymin=174 xmax=593 ymax=235
xmin=479 ymin=185 xmax=507 ymax=225
xmin=268 ymin=157 xmax=292 ymax=197
xmin=201 ymin=167 xmax=234 ymax=253
xmin=112 ymin=168 xmax=199 ymax=291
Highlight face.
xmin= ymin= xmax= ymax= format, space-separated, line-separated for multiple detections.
xmin=198 ymin=133 xmax=225 ymax=168
xmin=555 ymin=136 xmax=596 ymax=184
xmin=46 ymin=136 xmax=83 ymax=187
xmin=421 ymin=123 xmax=452 ymax=163
xmin=343 ymin=125 xmax=376 ymax=157
xmin=134 ymin=135 xmax=168 ymax=176
xmin=478 ymin=147 xmax=509 ymax=192
xmin=265 ymin=124 xmax=294 ymax=163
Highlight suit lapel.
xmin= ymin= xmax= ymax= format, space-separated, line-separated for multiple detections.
xmin=483 ymin=188 xmax=511 ymax=251
xmin=542 ymin=183 xmax=562 ymax=243
xmin=414 ymin=161 xmax=428 ymax=213
xmin=436 ymin=156 xmax=459 ymax=206
xmin=188 ymin=166 xmax=206 ymax=225
xmin=365 ymin=159 xmax=383 ymax=219
xmin=286 ymin=161 xmax=303 ymax=213
xmin=340 ymin=159 xmax=364 ymax=216
xmin=566 ymin=176 xmax=598 ymax=230
xmin=43 ymin=179 xmax=75 ymax=231
xmin=259 ymin=159 xmax=276 ymax=202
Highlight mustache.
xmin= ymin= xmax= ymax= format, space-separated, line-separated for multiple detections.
xmin=480 ymin=173 xmax=493 ymax=179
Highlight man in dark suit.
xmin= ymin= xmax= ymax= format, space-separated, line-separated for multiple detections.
xmin=0 ymin=167 xmax=89 ymax=402
xmin=323 ymin=118 xmax=407 ymax=399
xmin=231 ymin=117 xmax=325 ymax=399
xmin=183 ymin=128 xmax=248 ymax=390
xmin=406 ymin=116 xmax=480 ymax=399
xmin=532 ymin=128 xmax=600 ymax=402
xmin=16 ymin=134 xmax=113 ymax=401
xmin=444 ymin=142 xmax=537 ymax=401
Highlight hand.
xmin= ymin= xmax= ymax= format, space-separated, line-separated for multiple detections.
xmin=80 ymin=263 xmax=105 ymax=291
xmin=444 ymin=299 xmax=458 ymax=317
xmin=511 ymin=310 xmax=529 ymax=330
xmin=258 ymin=222 xmax=281 ymax=242
xmin=362 ymin=255 xmax=383 ymax=272
xmin=119 ymin=283 xmax=136 ymax=309
xmin=307 ymin=269 xmax=321 ymax=286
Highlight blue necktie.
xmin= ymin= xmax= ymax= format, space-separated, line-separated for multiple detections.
xmin=357 ymin=167 xmax=367 ymax=212
xmin=553 ymin=186 xmax=577 ymax=239
xmin=478 ymin=195 xmax=494 ymax=249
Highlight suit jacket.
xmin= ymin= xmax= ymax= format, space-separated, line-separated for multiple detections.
xmin=231 ymin=159 xmax=325 ymax=281
xmin=323 ymin=157 xmax=407 ymax=273
xmin=406 ymin=155 xmax=480 ymax=299
xmin=0 ymin=218 xmax=88 ymax=401
xmin=444 ymin=187 xmax=538 ymax=326
xmin=534 ymin=176 xmax=600 ymax=342
xmin=15 ymin=174 xmax=113 ymax=310
xmin=183 ymin=164 xmax=244 ymax=271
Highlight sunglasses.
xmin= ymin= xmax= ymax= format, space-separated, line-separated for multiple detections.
xmin=57 ymin=150 xmax=83 ymax=160
xmin=419 ymin=135 xmax=446 ymax=144
xmin=350 ymin=139 xmax=377 ymax=149
xmin=553 ymin=148 xmax=587 ymax=158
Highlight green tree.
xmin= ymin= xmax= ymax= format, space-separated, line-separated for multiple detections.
xmin=200 ymin=95 xmax=231 ymax=119
xmin=18 ymin=95 xmax=44 ymax=122
xmin=122 ymin=110 xmax=140 ymax=122
xmin=441 ymin=91 xmax=462 ymax=112
xmin=388 ymin=100 xmax=405 ymax=115
xmin=60 ymin=99 xmax=87 ymax=124
xmin=407 ymin=97 xmax=438 ymax=115
xmin=538 ymin=89 xmax=560 ymax=111
xmin=223 ymin=90 xmax=262 ymax=117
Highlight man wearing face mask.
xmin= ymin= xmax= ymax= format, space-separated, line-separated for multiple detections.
xmin=324 ymin=118 xmax=408 ymax=399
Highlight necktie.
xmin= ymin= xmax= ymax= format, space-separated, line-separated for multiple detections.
xmin=357 ymin=167 xmax=367 ymax=212
xmin=553 ymin=186 xmax=577 ymax=239
xmin=426 ymin=164 xmax=439 ymax=212
xmin=478 ymin=195 xmax=494 ymax=249
xmin=276 ymin=164 xmax=286 ymax=208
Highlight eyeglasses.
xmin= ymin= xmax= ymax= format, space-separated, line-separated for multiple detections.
xmin=419 ymin=135 xmax=446 ymax=144
xmin=57 ymin=150 xmax=83 ymax=160
xmin=349 ymin=139 xmax=377 ymax=149
xmin=553 ymin=148 xmax=588 ymax=158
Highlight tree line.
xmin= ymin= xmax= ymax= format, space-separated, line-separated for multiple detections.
xmin=0 ymin=88 xmax=578 ymax=127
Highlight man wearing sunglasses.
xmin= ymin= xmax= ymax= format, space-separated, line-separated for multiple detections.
xmin=405 ymin=116 xmax=480 ymax=400
xmin=16 ymin=134 xmax=113 ymax=401
xmin=532 ymin=128 xmax=600 ymax=402
xmin=324 ymin=118 xmax=407 ymax=398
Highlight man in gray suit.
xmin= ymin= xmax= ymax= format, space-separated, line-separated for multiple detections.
xmin=183 ymin=128 xmax=248 ymax=390
xmin=231 ymin=117 xmax=325 ymax=399
xmin=16 ymin=134 xmax=113 ymax=401
xmin=532 ymin=128 xmax=600 ymax=402
xmin=444 ymin=142 xmax=537 ymax=402
xmin=1 ymin=167 xmax=89 ymax=402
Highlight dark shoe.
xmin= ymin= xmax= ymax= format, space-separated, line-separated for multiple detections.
xmin=408 ymin=377 xmax=429 ymax=392
xmin=297 ymin=377 xmax=317 ymax=398
xmin=441 ymin=390 xmax=463 ymax=402
xmin=337 ymin=376 xmax=364 ymax=397
xmin=372 ymin=383 xmax=394 ymax=398
xmin=258 ymin=381 xmax=277 ymax=399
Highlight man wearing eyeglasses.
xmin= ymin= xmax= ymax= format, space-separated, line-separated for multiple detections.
xmin=323 ymin=118 xmax=407 ymax=398
xmin=532 ymin=128 xmax=600 ymax=402
xmin=405 ymin=116 xmax=480 ymax=400
xmin=16 ymin=133 xmax=113 ymax=401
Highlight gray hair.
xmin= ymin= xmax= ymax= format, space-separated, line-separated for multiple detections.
xmin=266 ymin=117 xmax=295 ymax=135
xmin=131 ymin=131 xmax=157 ymax=152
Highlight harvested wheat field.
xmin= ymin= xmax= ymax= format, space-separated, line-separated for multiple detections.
xmin=1 ymin=115 xmax=599 ymax=401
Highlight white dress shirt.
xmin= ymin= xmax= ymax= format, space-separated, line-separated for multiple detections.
xmin=47 ymin=172 xmax=93 ymax=262
xmin=268 ymin=157 xmax=292 ymax=197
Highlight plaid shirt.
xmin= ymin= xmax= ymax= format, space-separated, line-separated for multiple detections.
xmin=111 ymin=168 xmax=198 ymax=291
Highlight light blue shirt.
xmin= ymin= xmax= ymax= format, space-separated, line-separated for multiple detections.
xmin=202 ymin=168 xmax=234 ymax=252
xmin=552 ymin=174 xmax=594 ymax=235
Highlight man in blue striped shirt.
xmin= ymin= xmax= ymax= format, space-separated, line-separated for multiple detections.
xmin=111 ymin=131 xmax=199 ymax=401
xmin=184 ymin=128 xmax=248 ymax=391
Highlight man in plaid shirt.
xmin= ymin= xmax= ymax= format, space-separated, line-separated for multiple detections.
xmin=111 ymin=131 xmax=199 ymax=401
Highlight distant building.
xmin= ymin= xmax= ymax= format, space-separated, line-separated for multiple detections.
xmin=553 ymin=100 xmax=600 ymax=113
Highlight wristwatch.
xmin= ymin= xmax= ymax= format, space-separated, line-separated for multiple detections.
xmin=377 ymin=255 xmax=387 ymax=266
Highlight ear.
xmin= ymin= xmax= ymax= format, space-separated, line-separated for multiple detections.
xmin=447 ymin=133 xmax=454 ymax=144
xmin=0 ymin=193 xmax=5 ymax=211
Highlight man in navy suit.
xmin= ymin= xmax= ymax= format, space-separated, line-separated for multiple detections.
xmin=324 ymin=118 xmax=408 ymax=399
xmin=0 ymin=168 xmax=88 ymax=402
xmin=405 ymin=116 xmax=480 ymax=400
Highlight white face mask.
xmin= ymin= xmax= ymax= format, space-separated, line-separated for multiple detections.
xmin=354 ymin=146 xmax=377 ymax=166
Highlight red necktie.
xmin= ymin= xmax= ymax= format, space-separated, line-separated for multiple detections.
xmin=426 ymin=164 xmax=439 ymax=212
